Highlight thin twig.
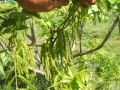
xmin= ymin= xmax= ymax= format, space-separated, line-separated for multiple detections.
xmin=0 ymin=41 xmax=11 ymax=55
xmin=79 ymin=19 xmax=87 ymax=53
xmin=29 ymin=18 xmax=46 ymax=73
xmin=28 ymin=66 xmax=44 ymax=76
xmin=30 ymin=18 xmax=36 ymax=44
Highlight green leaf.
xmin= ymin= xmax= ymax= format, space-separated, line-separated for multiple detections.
xmin=117 ymin=3 xmax=120 ymax=10
xmin=6 ymin=77 xmax=15 ymax=90
xmin=68 ymin=67 xmax=75 ymax=78
xmin=0 ymin=14 xmax=7 ymax=19
xmin=60 ymin=79 xmax=71 ymax=83
xmin=61 ymin=75 xmax=72 ymax=83
xmin=19 ymin=88 xmax=26 ymax=90
xmin=15 ymin=55 xmax=30 ymax=65
xmin=1 ymin=52 xmax=8 ymax=64
xmin=0 ymin=7 xmax=15 ymax=13
xmin=108 ymin=0 xmax=117 ymax=4
xmin=91 ymin=5 xmax=99 ymax=12
xmin=22 ymin=10 xmax=41 ymax=19
xmin=16 ymin=41 xmax=22 ymax=53
xmin=0 ymin=61 xmax=5 ymax=76
xmin=3 ymin=26 xmax=17 ymax=34
xmin=9 ymin=12 xmax=30 ymax=21
xmin=9 ymin=12 xmax=21 ymax=18
xmin=18 ymin=75 xmax=36 ymax=90
xmin=48 ymin=82 xmax=61 ymax=89
xmin=1 ymin=18 xmax=16 ymax=28
xmin=70 ymin=78 xmax=80 ymax=89
xmin=16 ymin=25 xmax=29 ymax=30
xmin=54 ymin=74 xmax=60 ymax=84
xmin=72 ymin=0 xmax=78 ymax=4
xmin=5 ymin=66 xmax=15 ymax=85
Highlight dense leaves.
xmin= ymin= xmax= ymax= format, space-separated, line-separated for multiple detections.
xmin=0 ymin=0 xmax=120 ymax=90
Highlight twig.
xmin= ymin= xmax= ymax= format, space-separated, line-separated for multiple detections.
xmin=30 ymin=18 xmax=36 ymax=44
xmin=79 ymin=19 xmax=87 ymax=53
xmin=28 ymin=66 xmax=44 ymax=76
xmin=25 ymin=18 xmax=41 ymax=63
xmin=73 ymin=15 xmax=119 ymax=58
xmin=29 ymin=18 xmax=42 ymax=68
xmin=0 ymin=41 xmax=11 ymax=55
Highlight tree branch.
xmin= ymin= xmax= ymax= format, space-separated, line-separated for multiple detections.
xmin=28 ymin=66 xmax=44 ymax=76
xmin=73 ymin=16 xmax=119 ymax=58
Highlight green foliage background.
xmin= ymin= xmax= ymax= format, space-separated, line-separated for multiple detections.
xmin=0 ymin=0 xmax=120 ymax=90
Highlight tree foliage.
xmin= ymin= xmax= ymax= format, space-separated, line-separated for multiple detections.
xmin=0 ymin=0 xmax=120 ymax=90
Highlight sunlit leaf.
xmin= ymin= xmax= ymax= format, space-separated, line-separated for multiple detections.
xmin=15 ymin=55 xmax=30 ymax=65
xmin=68 ymin=67 xmax=75 ymax=78
xmin=1 ymin=52 xmax=8 ymax=64
xmin=60 ymin=79 xmax=71 ymax=83
xmin=91 ymin=5 xmax=99 ymax=12
xmin=54 ymin=74 xmax=60 ymax=84
xmin=0 ymin=61 xmax=5 ymax=76
xmin=16 ymin=40 xmax=22 ymax=53
xmin=0 ymin=14 xmax=7 ymax=19
xmin=0 ymin=7 xmax=15 ymax=13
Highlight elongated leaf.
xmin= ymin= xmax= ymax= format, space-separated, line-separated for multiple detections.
xmin=1 ymin=52 xmax=8 ymax=64
xmin=18 ymin=75 xmax=36 ymax=90
xmin=0 ymin=14 xmax=7 ymax=19
xmin=54 ymin=74 xmax=60 ymax=84
xmin=16 ymin=25 xmax=29 ymax=30
xmin=6 ymin=77 xmax=15 ymax=90
xmin=0 ymin=61 xmax=5 ymax=76
xmin=60 ymin=79 xmax=71 ymax=83
xmin=108 ymin=0 xmax=117 ymax=4
xmin=15 ymin=55 xmax=30 ymax=65
xmin=19 ymin=88 xmax=26 ymax=90
xmin=68 ymin=67 xmax=75 ymax=78
xmin=48 ymin=81 xmax=61 ymax=89
xmin=9 ymin=12 xmax=30 ymax=21
xmin=0 ymin=7 xmax=15 ymax=13
xmin=22 ymin=10 xmax=40 ymax=19
xmin=16 ymin=41 xmax=22 ymax=53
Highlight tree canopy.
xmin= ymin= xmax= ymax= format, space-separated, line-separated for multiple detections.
xmin=0 ymin=0 xmax=120 ymax=90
